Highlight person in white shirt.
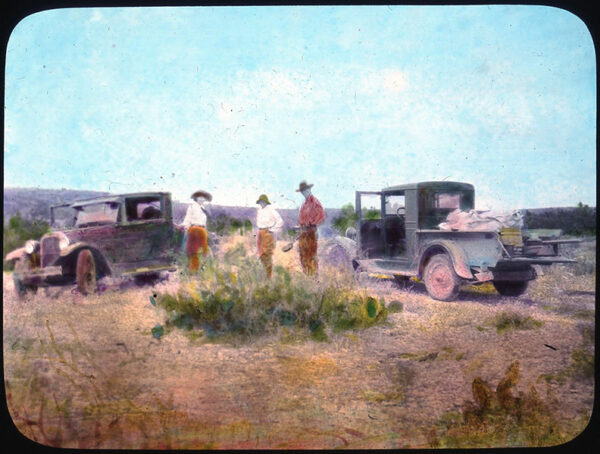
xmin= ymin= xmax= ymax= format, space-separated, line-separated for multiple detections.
xmin=255 ymin=194 xmax=284 ymax=279
xmin=181 ymin=190 xmax=212 ymax=272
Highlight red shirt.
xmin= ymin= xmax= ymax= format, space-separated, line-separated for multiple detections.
xmin=299 ymin=194 xmax=326 ymax=227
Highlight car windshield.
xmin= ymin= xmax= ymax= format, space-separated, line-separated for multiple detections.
xmin=75 ymin=202 xmax=120 ymax=227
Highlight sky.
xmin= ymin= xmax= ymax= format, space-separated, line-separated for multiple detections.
xmin=3 ymin=5 xmax=596 ymax=210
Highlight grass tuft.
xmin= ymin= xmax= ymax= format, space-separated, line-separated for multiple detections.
xmin=488 ymin=311 xmax=544 ymax=334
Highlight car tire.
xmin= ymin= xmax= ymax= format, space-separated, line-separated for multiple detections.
xmin=492 ymin=280 xmax=529 ymax=296
xmin=423 ymin=254 xmax=461 ymax=301
xmin=13 ymin=272 xmax=27 ymax=298
xmin=325 ymin=244 xmax=351 ymax=268
xmin=76 ymin=249 xmax=97 ymax=295
xmin=13 ymin=258 xmax=37 ymax=298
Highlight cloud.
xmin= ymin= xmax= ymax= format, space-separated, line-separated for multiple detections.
xmin=382 ymin=69 xmax=409 ymax=93
xmin=89 ymin=9 xmax=103 ymax=23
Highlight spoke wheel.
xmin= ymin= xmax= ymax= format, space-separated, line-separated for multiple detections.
xmin=76 ymin=249 xmax=97 ymax=295
xmin=423 ymin=254 xmax=461 ymax=301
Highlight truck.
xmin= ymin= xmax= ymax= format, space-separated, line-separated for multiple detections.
xmin=5 ymin=192 xmax=183 ymax=296
xmin=346 ymin=181 xmax=577 ymax=301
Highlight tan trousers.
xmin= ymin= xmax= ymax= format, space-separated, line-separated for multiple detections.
xmin=298 ymin=228 xmax=318 ymax=276
xmin=257 ymin=229 xmax=275 ymax=278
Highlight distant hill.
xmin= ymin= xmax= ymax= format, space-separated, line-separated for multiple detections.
xmin=4 ymin=188 xmax=111 ymax=222
xmin=4 ymin=187 xmax=594 ymax=236
xmin=3 ymin=188 xmax=342 ymax=237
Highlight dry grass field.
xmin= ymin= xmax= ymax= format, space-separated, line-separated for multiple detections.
xmin=3 ymin=236 xmax=595 ymax=449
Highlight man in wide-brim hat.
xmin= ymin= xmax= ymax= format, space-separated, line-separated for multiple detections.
xmin=181 ymin=189 xmax=213 ymax=272
xmin=296 ymin=180 xmax=326 ymax=276
xmin=255 ymin=194 xmax=284 ymax=279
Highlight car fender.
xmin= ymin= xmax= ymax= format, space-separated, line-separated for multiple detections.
xmin=418 ymin=239 xmax=473 ymax=280
xmin=57 ymin=242 xmax=112 ymax=276
xmin=5 ymin=247 xmax=27 ymax=262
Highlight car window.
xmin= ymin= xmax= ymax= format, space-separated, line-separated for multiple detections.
xmin=385 ymin=194 xmax=405 ymax=215
xmin=76 ymin=202 xmax=120 ymax=227
xmin=434 ymin=193 xmax=461 ymax=209
xmin=125 ymin=198 xmax=163 ymax=221
xmin=359 ymin=194 xmax=381 ymax=220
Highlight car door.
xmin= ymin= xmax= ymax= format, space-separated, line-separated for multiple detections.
xmin=355 ymin=191 xmax=384 ymax=258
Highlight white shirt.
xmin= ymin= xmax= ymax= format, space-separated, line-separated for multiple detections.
xmin=256 ymin=204 xmax=284 ymax=234
xmin=182 ymin=202 xmax=208 ymax=228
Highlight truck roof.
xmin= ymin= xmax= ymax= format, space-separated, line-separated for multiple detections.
xmin=51 ymin=192 xmax=171 ymax=209
xmin=382 ymin=181 xmax=474 ymax=193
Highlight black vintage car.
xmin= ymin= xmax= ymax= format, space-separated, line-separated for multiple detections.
xmin=5 ymin=192 xmax=183 ymax=296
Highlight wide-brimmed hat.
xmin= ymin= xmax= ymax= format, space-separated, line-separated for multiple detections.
xmin=191 ymin=190 xmax=212 ymax=201
xmin=256 ymin=194 xmax=271 ymax=205
xmin=295 ymin=181 xmax=314 ymax=192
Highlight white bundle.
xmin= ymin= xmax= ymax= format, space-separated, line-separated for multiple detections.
xmin=438 ymin=209 xmax=524 ymax=232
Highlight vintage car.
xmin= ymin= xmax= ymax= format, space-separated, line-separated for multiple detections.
xmin=325 ymin=181 xmax=579 ymax=301
xmin=5 ymin=192 xmax=183 ymax=296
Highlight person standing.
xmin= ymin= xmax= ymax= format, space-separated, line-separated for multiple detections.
xmin=181 ymin=190 xmax=212 ymax=273
xmin=255 ymin=194 xmax=284 ymax=279
xmin=296 ymin=181 xmax=326 ymax=275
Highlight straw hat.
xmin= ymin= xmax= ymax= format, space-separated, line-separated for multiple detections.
xmin=191 ymin=190 xmax=212 ymax=201
xmin=295 ymin=181 xmax=314 ymax=192
xmin=256 ymin=194 xmax=271 ymax=205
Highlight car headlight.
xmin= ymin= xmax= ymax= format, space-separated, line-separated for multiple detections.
xmin=24 ymin=240 xmax=39 ymax=254
xmin=57 ymin=232 xmax=70 ymax=250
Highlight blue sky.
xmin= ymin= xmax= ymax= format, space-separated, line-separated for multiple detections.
xmin=4 ymin=5 xmax=596 ymax=210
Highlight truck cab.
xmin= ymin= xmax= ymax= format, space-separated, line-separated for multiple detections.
xmin=353 ymin=181 xmax=575 ymax=301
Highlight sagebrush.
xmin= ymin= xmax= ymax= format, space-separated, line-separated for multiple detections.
xmin=157 ymin=246 xmax=387 ymax=341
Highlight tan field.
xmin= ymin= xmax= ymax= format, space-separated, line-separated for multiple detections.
xmin=3 ymin=235 xmax=595 ymax=449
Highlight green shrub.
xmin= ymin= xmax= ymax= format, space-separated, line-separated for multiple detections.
xmin=207 ymin=213 xmax=252 ymax=236
xmin=3 ymin=213 xmax=51 ymax=270
xmin=157 ymin=250 xmax=387 ymax=341
xmin=489 ymin=312 xmax=544 ymax=334
xmin=332 ymin=203 xmax=358 ymax=235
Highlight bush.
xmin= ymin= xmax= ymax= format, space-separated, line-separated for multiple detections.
xmin=207 ymin=213 xmax=252 ymax=236
xmin=524 ymin=203 xmax=596 ymax=237
xmin=3 ymin=213 xmax=51 ymax=270
xmin=156 ymin=248 xmax=387 ymax=341
xmin=332 ymin=203 xmax=358 ymax=236
xmin=489 ymin=312 xmax=544 ymax=334
xmin=432 ymin=361 xmax=582 ymax=448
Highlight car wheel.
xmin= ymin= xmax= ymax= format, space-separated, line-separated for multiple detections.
xmin=492 ymin=280 xmax=529 ymax=296
xmin=13 ymin=272 xmax=27 ymax=298
xmin=13 ymin=258 xmax=37 ymax=298
xmin=423 ymin=254 xmax=461 ymax=301
xmin=325 ymin=244 xmax=350 ymax=268
xmin=76 ymin=249 xmax=97 ymax=295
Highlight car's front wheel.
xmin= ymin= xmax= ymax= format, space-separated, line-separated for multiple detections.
xmin=13 ymin=258 xmax=37 ymax=298
xmin=76 ymin=249 xmax=97 ymax=295
xmin=423 ymin=254 xmax=461 ymax=301
xmin=493 ymin=280 xmax=529 ymax=296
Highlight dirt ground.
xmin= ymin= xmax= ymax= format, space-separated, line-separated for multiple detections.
xmin=3 ymin=237 xmax=595 ymax=449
